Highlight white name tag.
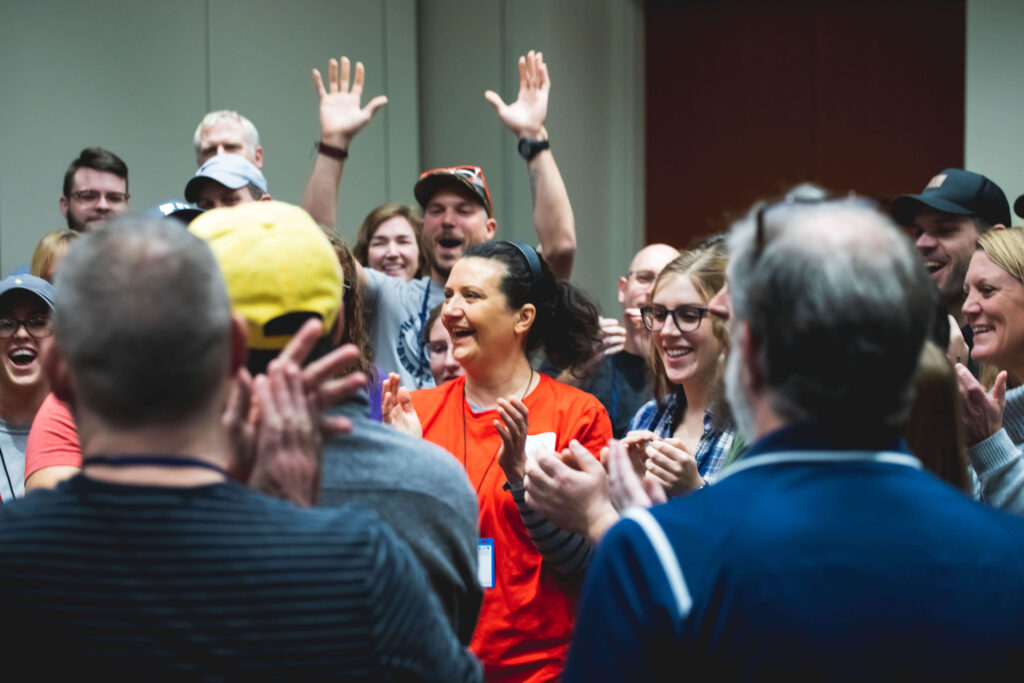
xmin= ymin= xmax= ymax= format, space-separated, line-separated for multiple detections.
xmin=478 ymin=538 xmax=494 ymax=589
xmin=524 ymin=432 xmax=557 ymax=459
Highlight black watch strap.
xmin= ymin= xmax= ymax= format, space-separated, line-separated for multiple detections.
xmin=317 ymin=140 xmax=348 ymax=160
xmin=518 ymin=138 xmax=550 ymax=160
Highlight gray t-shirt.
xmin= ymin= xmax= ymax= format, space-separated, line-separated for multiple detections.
xmin=0 ymin=419 xmax=28 ymax=501
xmin=364 ymin=269 xmax=445 ymax=389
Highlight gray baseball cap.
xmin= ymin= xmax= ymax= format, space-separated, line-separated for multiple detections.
xmin=185 ymin=154 xmax=268 ymax=203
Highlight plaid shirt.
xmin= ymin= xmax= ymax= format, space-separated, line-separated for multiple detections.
xmin=628 ymin=395 xmax=734 ymax=484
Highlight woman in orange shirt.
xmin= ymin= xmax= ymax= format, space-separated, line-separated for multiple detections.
xmin=385 ymin=240 xmax=612 ymax=682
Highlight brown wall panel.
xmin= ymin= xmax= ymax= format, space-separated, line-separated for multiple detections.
xmin=646 ymin=0 xmax=964 ymax=247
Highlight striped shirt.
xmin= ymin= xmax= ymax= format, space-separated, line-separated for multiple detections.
xmin=0 ymin=474 xmax=481 ymax=680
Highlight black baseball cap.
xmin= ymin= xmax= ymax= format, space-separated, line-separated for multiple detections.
xmin=891 ymin=169 xmax=1010 ymax=227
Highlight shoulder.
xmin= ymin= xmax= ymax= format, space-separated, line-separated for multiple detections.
xmin=411 ymin=376 xmax=465 ymax=415
xmin=629 ymin=398 xmax=662 ymax=430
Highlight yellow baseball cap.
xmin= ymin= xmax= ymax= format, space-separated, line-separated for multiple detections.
xmin=189 ymin=201 xmax=342 ymax=351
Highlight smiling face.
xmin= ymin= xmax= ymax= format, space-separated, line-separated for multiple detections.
xmin=442 ymin=257 xmax=524 ymax=374
xmin=426 ymin=315 xmax=464 ymax=385
xmin=423 ymin=187 xmax=496 ymax=281
xmin=367 ymin=217 xmax=420 ymax=281
xmin=911 ymin=207 xmax=980 ymax=310
xmin=651 ymin=272 xmax=723 ymax=387
xmin=0 ymin=291 xmax=51 ymax=399
xmin=963 ymin=250 xmax=1024 ymax=381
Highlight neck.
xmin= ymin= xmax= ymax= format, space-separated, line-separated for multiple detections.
xmin=431 ymin=267 xmax=449 ymax=286
xmin=623 ymin=318 xmax=647 ymax=356
xmin=0 ymin=383 xmax=48 ymax=425
xmin=680 ymin=378 xmax=711 ymax=419
xmin=464 ymin=355 xmax=535 ymax=409
xmin=76 ymin=409 xmax=230 ymax=487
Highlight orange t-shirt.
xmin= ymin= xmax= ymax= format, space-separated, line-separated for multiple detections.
xmin=24 ymin=393 xmax=82 ymax=481
xmin=411 ymin=373 xmax=612 ymax=683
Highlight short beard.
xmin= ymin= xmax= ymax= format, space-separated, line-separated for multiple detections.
xmin=725 ymin=344 xmax=757 ymax=443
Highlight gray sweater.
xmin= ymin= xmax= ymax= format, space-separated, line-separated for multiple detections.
xmin=969 ymin=383 xmax=1024 ymax=515
xmin=318 ymin=391 xmax=482 ymax=644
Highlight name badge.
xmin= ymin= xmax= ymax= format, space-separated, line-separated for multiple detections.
xmin=478 ymin=538 xmax=494 ymax=589
xmin=524 ymin=432 xmax=557 ymax=459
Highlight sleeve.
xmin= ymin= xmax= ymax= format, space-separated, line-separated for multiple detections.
xmin=508 ymin=481 xmax=593 ymax=576
xmin=561 ymin=514 xmax=687 ymax=683
xmin=367 ymin=517 xmax=482 ymax=682
xmin=566 ymin=393 xmax=614 ymax=457
xmin=24 ymin=393 xmax=82 ymax=481
xmin=967 ymin=428 xmax=1024 ymax=514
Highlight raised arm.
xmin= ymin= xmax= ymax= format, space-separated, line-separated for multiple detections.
xmin=485 ymin=50 xmax=576 ymax=280
xmin=301 ymin=56 xmax=387 ymax=237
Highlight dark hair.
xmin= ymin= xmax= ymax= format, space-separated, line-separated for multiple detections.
xmin=62 ymin=147 xmax=128 ymax=197
xmin=353 ymin=203 xmax=427 ymax=278
xmin=423 ymin=303 xmax=443 ymax=346
xmin=322 ymin=228 xmax=373 ymax=375
xmin=462 ymin=241 xmax=600 ymax=368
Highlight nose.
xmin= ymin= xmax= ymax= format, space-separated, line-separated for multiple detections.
xmin=95 ymin=194 xmax=111 ymax=210
xmin=385 ymin=240 xmax=400 ymax=257
xmin=915 ymin=231 xmax=937 ymax=251
xmin=708 ymin=285 xmax=730 ymax=321
xmin=962 ymin=289 xmax=981 ymax=318
xmin=12 ymin=321 xmax=30 ymax=340
xmin=444 ymin=345 xmax=459 ymax=368
xmin=217 ymin=144 xmax=228 ymax=156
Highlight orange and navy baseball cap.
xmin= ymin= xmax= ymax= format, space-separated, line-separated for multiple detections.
xmin=414 ymin=165 xmax=493 ymax=217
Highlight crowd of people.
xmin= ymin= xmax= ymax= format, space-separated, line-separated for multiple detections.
xmin=2 ymin=48 xmax=1024 ymax=678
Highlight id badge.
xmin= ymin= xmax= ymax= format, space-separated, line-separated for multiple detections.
xmin=478 ymin=538 xmax=494 ymax=589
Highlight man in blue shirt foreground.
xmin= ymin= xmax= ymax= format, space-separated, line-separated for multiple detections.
xmin=565 ymin=199 xmax=1024 ymax=680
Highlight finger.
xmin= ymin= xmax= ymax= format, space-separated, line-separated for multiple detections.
xmin=328 ymin=58 xmax=339 ymax=93
xmin=339 ymin=56 xmax=351 ymax=92
xmin=484 ymin=90 xmax=506 ymax=112
xmin=994 ymin=371 xmax=1008 ymax=405
xmin=255 ymin=374 xmax=282 ymax=452
xmin=659 ymin=438 xmax=693 ymax=454
xmin=223 ymin=367 xmax=253 ymax=431
xmin=352 ymin=60 xmax=365 ymax=93
xmin=643 ymin=473 xmax=668 ymax=504
xmin=363 ymin=95 xmax=388 ymax=119
xmin=566 ymin=439 xmax=602 ymax=474
xmin=397 ymin=386 xmax=417 ymax=415
xmin=320 ymin=413 xmax=352 ymax=436
xmin=301 ymin=342 xmax=360 ymax=390
xmin=537 ymin=53 xmax=550 ymax=88
xmin=494 ymin=419 xmax=513 ymax=448
xmin=312 ymin=68 xmax=327 ymax=98
xmin=317 ymin=372 xmax=367 ymax=409
xmin=517 ymin=55 xmax=528 ymax=93
xmin=278 ymin=318 xmax=323 ymax=368
xmin=648 ymin=450 xmax=685 ymax=476
xmin=286 ymin=363 xmax=314 ymax=440
xmin=645 ymin=461 xmax=675 ymax=488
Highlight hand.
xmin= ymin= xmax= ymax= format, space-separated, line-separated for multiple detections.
xmin=620 ymin=429 xmax=659 ymax=477
xmin=223 ymin=366 xmax=257 ymax=483
xmin=247 ymin=358 xmax=323 ymax=506
xmin=947 ymin=315 xmax=969 ymax=366
xmin=524 ymin=440 xmax=618 ymax=542
xmin=956 ymin=364 xmax=1006 ymax=446
xmin=495 ymin=396 xmax=530 ymax=486
xmin=276 ymin=318 xmax=366 ymax=435
xmin=575 ymin=317 xmax=627 ymax=377
xmin=311 ymin=56 xmax=388 ymax=149
xmin=605 ymin=439 xmax=666 ymax=511
xmin=645 ymin=438 xmax=704 ymax=497
xmin=624 ymin=307 xmax=643 ymax=328
xmin=381 ymin=373 xmax=422 ymax=438
xmin=484 ymin=50 xmax=549 ymax=140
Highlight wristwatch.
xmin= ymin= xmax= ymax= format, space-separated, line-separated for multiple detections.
xmin=518 ymin=138 xmax=550 ymax=160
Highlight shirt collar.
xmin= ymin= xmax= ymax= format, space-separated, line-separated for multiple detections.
xmin=741 ymin=420 xmax=908 ymax=461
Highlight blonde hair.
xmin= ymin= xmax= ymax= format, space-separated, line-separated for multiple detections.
xmin=30 ymin=230 xmax=79 ymax=283
xmin=647 ymin=245 xmax=729 ymax=406
xmin=974 ymin=227 xmax=1024 ymax=388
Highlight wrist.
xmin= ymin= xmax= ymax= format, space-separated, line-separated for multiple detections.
xmin=320 ymin=132 xmax=353 ymax=150
xmin=587 ymin=502 xmax=620 ymax=543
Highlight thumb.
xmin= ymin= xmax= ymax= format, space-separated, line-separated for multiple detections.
xmin=484 ymin=90 xmax=506 ymax=111
xmin=994 ymin=371 xmax=1008 ymax=406
xmin=398 ymin=386 xmax=415 ymax=413
xmin=364 ymin=95 xmax=388 ymax=118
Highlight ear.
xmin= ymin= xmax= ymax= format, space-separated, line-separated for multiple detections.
xmin=484 ymin=216 xmax=497 ymax=241
xmin=253 ymin=146 xmax=264 ymax=168
xmin=513 ymin=303 xmax=537 ymax=337
xmin=59 ymin=195 xmax=69 ymax=218
xmin=43 ymin=339 xmax=74 ymax=405
xmin=617 ymin=276 xmax=628 ymax=305
xmin=738 ymin=321 xmax=763 ymax=394
xmin=993 ymin=224 xmax=1008 ymax=231
xmin=229 ymin=314 xmax=249 ymax=376
xmin=260 ymin=193 xmax=272 ymax=202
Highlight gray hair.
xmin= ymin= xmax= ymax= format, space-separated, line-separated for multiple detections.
xmin=55 ymin=216 xmax=232 ymax=428
xmin=727 ymin=197 xmax=933 ymax=427
xmin=192 ymin=110 xmax=260 ymax=156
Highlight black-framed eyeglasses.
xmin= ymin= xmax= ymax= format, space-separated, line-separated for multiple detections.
xmin=68 ymin=190 xmax=130 ymax=205
xmin=0 ymin=315 xmax=52 ymax=339
xmin=640 ymin=305 xmax=709 ymax=334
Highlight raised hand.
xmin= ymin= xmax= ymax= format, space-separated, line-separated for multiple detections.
xmin=645 ymin=437 xmax=704 ymax=497
xmin=381 ymin=373 xmax=422 ymax=438
xmin=311 ymin=56 xmax=388 ymax=149
xmin=956 ymin=363 xmax=1007 ymax=446
xmin=484 ymin=50 xmax=549 ymax=140
xmin=495 ymin=397 xmax=530 ymax=485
